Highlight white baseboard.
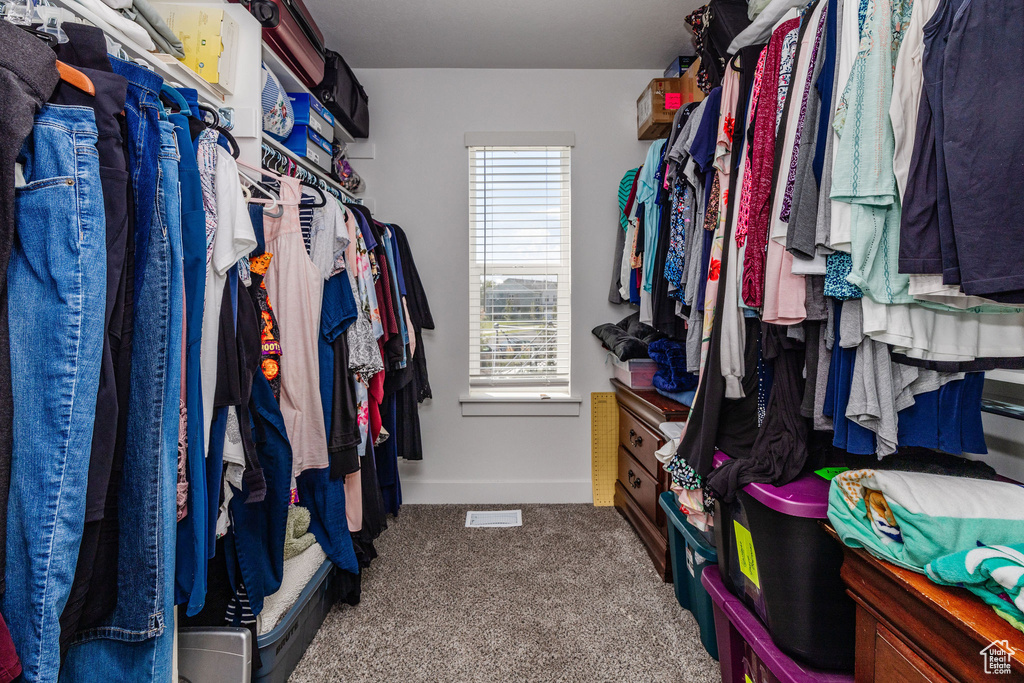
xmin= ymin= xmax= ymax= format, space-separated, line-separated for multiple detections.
xmin=398 ymin=479 xmax=593 ymax=504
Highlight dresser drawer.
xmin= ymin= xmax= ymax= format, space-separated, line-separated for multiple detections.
xmin=614 ymin=481 xmax=671 ymax=582
xmin=618 ymin=446 xmax=659 ymax=523
xmin=618 ymin=406 xmax=663 ymax=478
xmin=873 ymin=624 xmax=949 ymax=682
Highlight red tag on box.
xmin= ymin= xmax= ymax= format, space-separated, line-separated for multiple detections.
xmin=664 ymin=93 xmax=683 ymax=110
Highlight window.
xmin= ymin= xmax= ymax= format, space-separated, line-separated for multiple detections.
xmin=467 ymin=136 xmax=572 ymax=393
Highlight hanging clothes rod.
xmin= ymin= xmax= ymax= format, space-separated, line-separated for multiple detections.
xmin=261 ymin=135 xmax=360 ymax=204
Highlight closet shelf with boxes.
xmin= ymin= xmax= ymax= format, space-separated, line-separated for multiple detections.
xmin=261 ymin=44 xmax=354 ymax=144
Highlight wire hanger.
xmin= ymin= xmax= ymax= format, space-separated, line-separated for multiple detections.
xmin=237 ymin=160 xmax=300 ymax=216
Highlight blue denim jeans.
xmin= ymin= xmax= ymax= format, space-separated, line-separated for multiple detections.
xmin=3 ymin=103 xmax=107 ymax=682
xmin=109 ymin=57 xmax=162 ymax=296
xmin=170 ymin=111 xmax=209 ymax=616
xmin=61 ymin=103 xmax=183 ymax=683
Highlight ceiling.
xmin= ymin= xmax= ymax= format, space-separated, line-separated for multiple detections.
xmin=305 ymin=0 xmax=700 ymax=70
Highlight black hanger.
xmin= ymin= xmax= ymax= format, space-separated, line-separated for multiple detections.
xmin=197 ymin=103 xmax=221 ymax=127
xmin=299 ymin=181 xmax=328 ymax=208
xmin=20 ymin=25 xmax=57 ymax=46
xmin=217 ymin=127 xmax=241 ymax=159
xmin=180 ymin=101 xmax=240 ymax=159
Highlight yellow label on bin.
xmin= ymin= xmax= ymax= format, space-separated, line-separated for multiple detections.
xmin=745 ymin=675 xmax=754 ymax=683
xmin=733 ymin=520 xmax=760 ymax=589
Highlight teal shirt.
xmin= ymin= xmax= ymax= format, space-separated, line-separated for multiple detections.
xmin=637 ymin=139 xmax=667 ymax=293
xmin=830 ymin=0 xmax=913 ymax=305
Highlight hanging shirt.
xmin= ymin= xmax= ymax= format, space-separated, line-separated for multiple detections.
xmin=890 ymin=0 xmax=941 ymax=201
xmin=199 ymin=145 xmax=257 ymax=460
xmin=343 ymin=207 xmax=385 ymax=377
xmin=263 ymin=177 xmax=331 ymax=477
xmin=741 ymin=20 xmax=799 ymax=308
xmin=830 ymin=0 xmax=914 ymax=304
xmin=827 ymin=0 xmax=862 ymax=251
xmin=636 ymin=139 xmax=668 ymax=293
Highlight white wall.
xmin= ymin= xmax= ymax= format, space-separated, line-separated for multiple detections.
xmin=352 ymin=68 xmax=659 ymax=503
xmin=974 ymin=414 xmax=1024 ymax=482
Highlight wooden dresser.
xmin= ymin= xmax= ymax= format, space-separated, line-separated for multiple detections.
xmin=610 ymin=378 xmax=688 ymax=582
xmin=837 ymin=539 xmax=1024 ymax=682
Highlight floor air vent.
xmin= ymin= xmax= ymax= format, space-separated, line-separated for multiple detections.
xmin=465 ymin=510 xmax=522 ymax=528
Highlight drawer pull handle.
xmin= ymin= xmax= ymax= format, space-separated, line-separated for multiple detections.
xmin=631 ymin=477 xmax=642 ymax=489
xmin=628 ymin=429 xmax=643 ymax=448
xmin=627 ymin=469 xmax=635 ymax=485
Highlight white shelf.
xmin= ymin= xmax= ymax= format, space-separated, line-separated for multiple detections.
xmin=148 ymin=53 xmax=226 ymax=106
xmin=986 ymin=370 xmax=1024 ymax=386
xmin=260 ymin=45 xmax=356 ymax=144
xmin=49 ymin=0 xmax=225 ymax=106
xmin=261 ymin=135 xmax=359 ymax=203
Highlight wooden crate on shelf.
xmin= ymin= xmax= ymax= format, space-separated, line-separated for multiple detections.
xmin=637 ymin=59 xmax=704 ymax=140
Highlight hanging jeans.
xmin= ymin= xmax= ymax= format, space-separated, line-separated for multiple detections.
xmin=62 ymin=87 xmax=183 ymax=683
xmin=0 ymin=19 xmax=60 ymax=601
xmin=171 ymin=110 xmax=210 ymax=616
xmin=3 ymin=103 xmax=106 ymax=683
xmin=50 ymin=22 xmax=134 ymax=647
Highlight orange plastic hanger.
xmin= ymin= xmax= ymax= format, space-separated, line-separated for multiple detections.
xmin=56 ymin=60 xmax=95 ymax=96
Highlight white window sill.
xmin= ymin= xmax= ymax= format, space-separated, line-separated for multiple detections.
xmin=459 ymin=392 xmax=582 ymax=417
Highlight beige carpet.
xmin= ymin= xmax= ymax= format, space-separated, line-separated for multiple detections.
xmin=290 ymin=504 xmax=720 ymax=682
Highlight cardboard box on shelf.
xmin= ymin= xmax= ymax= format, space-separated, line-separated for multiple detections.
xmin=637 ymin=59 xmax=704 ymax=140
xmin=158 ymin=4 xmax=238 ymax=96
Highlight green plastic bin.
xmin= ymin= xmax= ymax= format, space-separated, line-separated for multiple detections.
xmin=659 ymin=491 xmax=719 ymax=660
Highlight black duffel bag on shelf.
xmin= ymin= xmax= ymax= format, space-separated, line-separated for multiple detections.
xmin=314 ymin=50 xmax=369 ymax=139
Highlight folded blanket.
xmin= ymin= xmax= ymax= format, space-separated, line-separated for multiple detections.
xmin=828 ymin=469 xmax=1024 ymax=572
xmin=591 ymin=312 xmax=665 ymax=361
xmin=926 ymin=544 xmax=1024 ymax=633
xmin=257 ymin=543 xmax=328 ymax=636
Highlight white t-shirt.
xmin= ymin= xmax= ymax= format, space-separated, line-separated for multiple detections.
xmin=308 ymin=195 xmax=350 ymax=280
xmin=890 ymin=0 xmax=941 ymax=202
xmin=828 ymin=0 xmax=862 ymax=252
xmin=199 ymin=147 xmax=258 ymax=460
xmin=862 ymin=297 xmax=1024 ymax=361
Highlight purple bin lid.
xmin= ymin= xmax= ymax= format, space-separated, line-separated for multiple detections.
xmin=701 ymin=565 xmax=854 ymax=683
xmin=712 ymin=451 xmax=831 ymax=519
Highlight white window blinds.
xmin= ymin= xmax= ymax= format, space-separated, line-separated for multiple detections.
xmin=468 ymin=145 xmax=572 ymax=389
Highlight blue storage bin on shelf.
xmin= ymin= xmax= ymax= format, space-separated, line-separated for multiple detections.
xmin=659 ymin=491 xmax=718 ymax=660
xmin=282 ymin=124 xmax=333 ymax=173
xmin=287 ymin=92 xmax=335 ymax=142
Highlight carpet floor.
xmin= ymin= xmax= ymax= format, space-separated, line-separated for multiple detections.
xmin=290 ymin=504 xmax=720 ymax=682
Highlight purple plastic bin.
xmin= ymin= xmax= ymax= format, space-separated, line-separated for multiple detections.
xmin=712 ymin=451 xmax=831 ymax=519
xmin=701 ymin=565 xmax=854 ymax=683
xmin=711 ymin=451 xmax=856 ymax=670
